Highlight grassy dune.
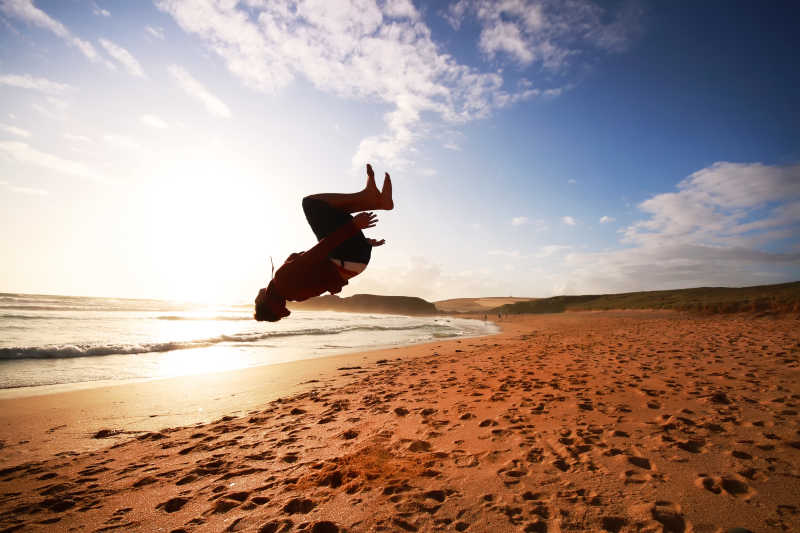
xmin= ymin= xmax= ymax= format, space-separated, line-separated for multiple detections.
xmin=491 ymin=281 xmax=800 ymax=315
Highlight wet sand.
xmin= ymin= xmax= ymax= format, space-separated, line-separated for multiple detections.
xmin=1 ymin=311 xmax=799 ymax=532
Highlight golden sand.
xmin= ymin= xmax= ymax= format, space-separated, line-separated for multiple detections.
xmin=1 ymin=311 xmax=798 ymax=532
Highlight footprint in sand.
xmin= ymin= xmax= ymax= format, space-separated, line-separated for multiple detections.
xmin=622 ymin=469 xmax=650 ymax=484
xmin=283 ymin=497 xmax=316 ymax=514
xmin=695 ymin=474 xmax=753 ymax=498
xmin=258 ymin=519 xmax=294 ymax=533
xmin=651 ymin=501 xmax=688 ymax=533
xmin=156 ymin=496 xmax=189 ymax=513
xmin=497 ymin=459 xmax=527 ymax=485
xmin=676 ymin=437 xmax=706 ymax=453
xmin=627 ymin=455 xmax=652 ymax=470
xmin=407 ymin=440 xmax=431 ymax=452
xmin=601 ymin=516 xmax=627 ymax=532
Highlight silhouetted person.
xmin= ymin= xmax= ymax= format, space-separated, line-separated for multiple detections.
xmin=254 ymin=164 xmax=393 ymax=322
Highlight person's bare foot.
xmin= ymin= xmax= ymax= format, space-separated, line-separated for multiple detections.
xmin=365 ymin=164 xmax=380 ymax=199
xmin=380 ymin=172 xmax=393 ymax=210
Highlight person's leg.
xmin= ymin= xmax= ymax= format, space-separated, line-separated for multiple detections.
xmin=307 ymin=164 xmax=393 ymax=213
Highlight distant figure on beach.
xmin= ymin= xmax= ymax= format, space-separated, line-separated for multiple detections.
xmin=254 ymin=163 xmax=393 ymax=322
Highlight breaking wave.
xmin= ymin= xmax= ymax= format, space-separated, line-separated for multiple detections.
xmin=0 ymin=324 xmax=449 ymax=360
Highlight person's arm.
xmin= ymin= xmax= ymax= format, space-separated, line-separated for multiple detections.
xmin=302 ymin=212 xmax=378 ymax=264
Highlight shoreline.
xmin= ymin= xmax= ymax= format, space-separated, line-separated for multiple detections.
xmin=0 ymin=316 xmax=504 ymax=468
xmin=0 ymin=326 xmax=499 ymax=401
xmin=0 ymin=314 xmax=498 ymax=400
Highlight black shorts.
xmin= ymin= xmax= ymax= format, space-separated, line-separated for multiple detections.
xmin=302 ymin=197 xmax=372 ymax=264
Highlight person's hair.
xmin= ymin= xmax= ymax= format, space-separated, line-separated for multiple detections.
xmin=254 ymin=286 xmax=281 ymax=322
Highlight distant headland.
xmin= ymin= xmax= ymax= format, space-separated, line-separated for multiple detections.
xmin=288 ymin=294 xmax=438 ymax=315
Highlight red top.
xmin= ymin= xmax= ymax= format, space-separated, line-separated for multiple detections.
xmin=271 ymin=220 xmax=361 ymax=302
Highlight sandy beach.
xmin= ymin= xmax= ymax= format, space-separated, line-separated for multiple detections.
xmin=1 ymin=311 xmax=799 ymax=532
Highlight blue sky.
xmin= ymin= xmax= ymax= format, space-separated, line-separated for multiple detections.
xmin=0 ymin=0 xmax=798 ymax=302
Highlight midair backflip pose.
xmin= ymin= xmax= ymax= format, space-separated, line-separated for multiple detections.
xmin=254 ymin=163 xmax=393 ymax=322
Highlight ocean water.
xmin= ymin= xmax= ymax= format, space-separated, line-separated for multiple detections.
xmin=0 ymin=293 xmax=496 ymax=390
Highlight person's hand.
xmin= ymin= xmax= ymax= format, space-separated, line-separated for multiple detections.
xmin=353 ymin=211 xmax=378 ymax=229
xmin=366 ymin=163 xmax=374 ymax=180
xmin=368 ymin=238 xmax=385 ymax=247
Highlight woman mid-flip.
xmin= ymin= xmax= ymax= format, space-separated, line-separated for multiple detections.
xmin=254 ymin=163 xmax=393 ymax=322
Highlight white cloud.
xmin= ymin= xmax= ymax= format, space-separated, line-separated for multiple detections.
xmin=0 ymin=141 xmax=104 ymax=181
xmin=558 ymin=162 xmax=800 ymax=293
xmin=0 ymin=0 xmax=98 ymax=61
xmin=31 ymin=95 xmax=67 ymax=117
xmin=480 ymin=20 xmax=534 ymax=64
xmin=449 ymin=0 xmax=641 ymax=68
xmin=0 ymin=73 xmax=71 ymax=93
xmin=92 ymin=3 xmax=110 ymax=17
xmin=32 ymin=96 xmax=68 ymax=120
xmin=140 ymin=114 xmax=168 ymax=129
xmin=350 ymin=256 xmax=505 ymax=301
xmin=599 ymin=215 xmax=615 ymax=223
xmin=145 ymin=25 xmax=165 ymax=39
xmin=98 ymin=38 xmax=145 ymax=77
xmin=624 ymin=162 xmax=800 ymax=247
xmin=157 ymin=0 xmax=570 ymax=168
xmin=443 ymin=141 xmax=461 ymax=151
xmin=167 ymin=65 xmax=231 ymax=118
xmin=0 ymin=122 xmax=31 ymax=137
xmin=562 ymin=215 xmax=576 ymax=226
xmin=488 ymin=249 xmax=520 ymax=257
xmin=511 ymin=216 xmax=529 ymax=226
xmin=536 ymin=244 xmax=571 ymax=257
xmin=419 ymin=167 xmax=436 ymax=177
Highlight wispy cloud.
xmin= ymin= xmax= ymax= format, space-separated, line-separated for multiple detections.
xmin=167 ymin=65 xmax=231 ymax=118
xmin=0 ymin=73 xmax=71 ymax=93
xmin=0 ymin=140 xmax=104 ymax=181
xmin=624 ymin=162 xmax=800 ymax=247
xmin=92 ymin=2 xmax=110 ymax=17
xmin=157 ymin=0 xmax=575 ymax=168
xmin=447 ymin=0 xmax=642 ymax=69
xmin=0 ymin=122 xmax=30 ymax=137
xmin=562 ymin=215 xmax=576 ymax=226
xmin=0 ymin=0 xmax=98 ymax=61
xmin=140 ymin=114 xmax=168 ymax=129
xmin=599 ymin=215 xmax=615 ymax=223
xmin=560 ymin=162 xmax=800 ymax=292
xmin=98 ymin=38 xmax=145 ymax=78
xmin=31 ymin=96 xmax=68 ymax=120
xmin=536 ymin=244 xmax=571 ymax=257
xmin=511 ymin=216 xmax=529 ymax=226
xmin=353 ymin=256 xmax=506 ymax=301
xmin=144 ymin=25 xmax=165 ymax=40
